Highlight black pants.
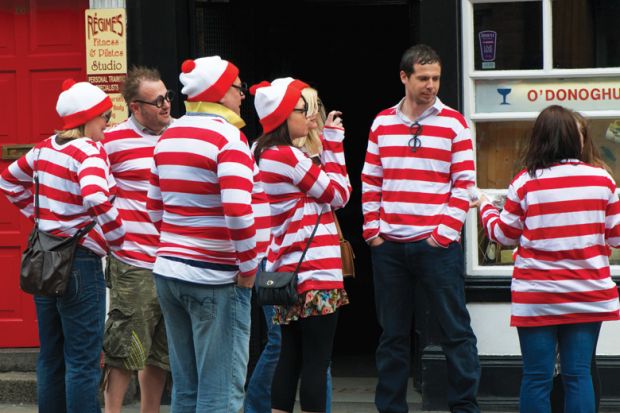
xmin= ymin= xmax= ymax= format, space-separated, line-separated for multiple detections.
xmin=271 ymin=310 xmax=339 ymax=412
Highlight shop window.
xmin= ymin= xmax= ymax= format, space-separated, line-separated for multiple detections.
xmin=473 ymin=2 xmax=542 ymax=70
xmin=553 ymin=0 xmax=620 ymax=68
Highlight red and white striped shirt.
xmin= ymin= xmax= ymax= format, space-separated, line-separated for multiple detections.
xmin=258 ymin=127 xmax=351 ymax=293
xmin=0 ymin=137 xmax=125 ymax=256
xmin=362 ymin=98 xmax=475 ymax=246
xmin=103 ymin=117 xmax=164 ymax=269
xmin=146 ymin=114 xmax=259 ymax=284
xmin=480 ymin=160 xmax=620 ymax=327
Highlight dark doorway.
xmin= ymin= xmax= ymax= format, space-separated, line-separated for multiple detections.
xmin=192 ymin=0 xmax=413 ymax=372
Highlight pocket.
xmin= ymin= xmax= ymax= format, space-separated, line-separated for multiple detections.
xmin=103 ymin=307 xmax=136 ymax=359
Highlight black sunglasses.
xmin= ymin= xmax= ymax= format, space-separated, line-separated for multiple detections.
xmin=231 ymin=82 xmax=248 ymax=95
xmin=101 ymin=111 xmax=112 ymax=123
xmin=408 ymin=121 xmax=423 ymax=152
xmin=134 ymin=90 xmax=175 ymax=108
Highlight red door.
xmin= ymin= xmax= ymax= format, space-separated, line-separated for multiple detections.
xmin=0 ymin=0 xmax=88 ymax=347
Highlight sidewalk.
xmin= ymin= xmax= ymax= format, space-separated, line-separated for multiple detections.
xmin=0 ymin=377 xmax=507 ymax=413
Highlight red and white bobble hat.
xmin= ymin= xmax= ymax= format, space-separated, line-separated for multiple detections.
xmin=179 ymin=56 xmax=239 ymax=102
xmin=250 ymin=77 xmax=309 ymax=134
xmin=56 ymin=79 xmax=112 ymax=130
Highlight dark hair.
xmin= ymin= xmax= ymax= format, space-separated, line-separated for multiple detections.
xmin=522 ymin=105 xmax=582 ymax=176
xmin=574 ymin=111 xmax=611 ymax=172
xmin=253 ymin=122 xmax=292 ymax=163
xmin=121 ymin=66 xmax=162 ymax=105
xmin=400 ymin=44 xmax=442 ymax=77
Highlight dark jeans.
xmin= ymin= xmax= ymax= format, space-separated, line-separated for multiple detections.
xmin=371 ymin=239 xmax=480 ymax=413
xmin=34 ymin=248 xmax=106 ymax=413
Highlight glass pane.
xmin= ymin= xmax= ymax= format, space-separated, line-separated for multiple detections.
xmin=475 ymin=121 xmax=532 ymax=189
xmin=475 ymin=118 xmax=620 ymax=266
xmin=473 ymin=2 xmax=542 ymax=70
xmin=553 ymin=0 xmax=620 ymax=68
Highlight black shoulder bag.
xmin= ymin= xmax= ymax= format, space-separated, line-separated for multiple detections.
xmin=20 ymin=150 xmax=96 ymax=297
xmin=256 ymin=210 xmax=323 ymax=306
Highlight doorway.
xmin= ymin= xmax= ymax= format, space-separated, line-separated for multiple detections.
xmin=192 ymin=0 xmax=414 ymax=369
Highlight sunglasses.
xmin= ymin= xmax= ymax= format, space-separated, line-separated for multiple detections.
xmin=408 ymin=121 xmax=423 ymax=152
xmin=230 ymin=82 xmax=249 ymax=95
xmin=133 ymin=90 xmax=176 ymax=108
xmin=100 ymin=112 xmax=112 ymax=123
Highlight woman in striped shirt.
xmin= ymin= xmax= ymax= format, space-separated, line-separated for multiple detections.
xmin=0 ymin=79 xmax=125 ymax=413
xmin=251 ymin=78 xmax=351 ymax=413
xmin=478 ymin=105 xmax=620 ymax=413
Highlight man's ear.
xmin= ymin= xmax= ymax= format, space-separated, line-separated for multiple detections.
xmin=400 ymin=70 xmax=409 ymax=85
xmin=128 ymin=101 xmax=139 ymax=115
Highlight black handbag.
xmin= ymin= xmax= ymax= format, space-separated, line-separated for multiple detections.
xmin=19 ymin=152 xmax=95 ymax=297
xmin=256 ymin=211 xmax=323 ymax=306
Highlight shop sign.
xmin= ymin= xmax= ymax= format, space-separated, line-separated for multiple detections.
xmin=85 ymin=8 xmax=127 ymax=124
xmin=475 ymin=78 xmax=620 ymax=113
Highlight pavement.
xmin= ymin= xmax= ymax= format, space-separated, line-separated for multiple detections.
xmin=0 ymin=377 xmax=510 ymax=413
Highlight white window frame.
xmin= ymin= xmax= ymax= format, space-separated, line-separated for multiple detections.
xmin=462 ymin=0 xmax=620 ymax=276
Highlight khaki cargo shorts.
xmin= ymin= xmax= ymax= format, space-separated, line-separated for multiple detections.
xmin=103 ymin=255 xmax=169 ymax=371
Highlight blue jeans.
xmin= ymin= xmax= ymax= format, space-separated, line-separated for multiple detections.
xmin=34 ymin=248 xmax=105 ymax=413
xmin=518 ymin=322 xmax=601 ymax=413
xmin=155 ymin=275 xmax=252 ymax=413
xmin=244 ymin=304 xmax=332 ymax=413
xmin=371 ymin=239 xmax=480 ymax=413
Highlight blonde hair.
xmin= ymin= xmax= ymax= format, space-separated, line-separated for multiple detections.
xmin=300 ymin=87 xmax=325 ymax=157
xmin=55 ymin=125 xmax=85 ymax=140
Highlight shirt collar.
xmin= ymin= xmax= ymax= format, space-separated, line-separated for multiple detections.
xmin=129 ymin=115 xmax=170 ymax=136
xmin=395 ymin=97 xmax=444 ymax=125
xmin=184 ymin=102 xmax=246 ymax=129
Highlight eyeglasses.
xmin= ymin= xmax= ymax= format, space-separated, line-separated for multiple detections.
xmin=408 ymin=121 xmax=423 ymax=152
xmin=133 ymin=90 xmax=175 ymax=108
xmin=101 ymin=112 xmax=112 ymax=123
xmin=231 ymin=82 xmax=248 ymax=95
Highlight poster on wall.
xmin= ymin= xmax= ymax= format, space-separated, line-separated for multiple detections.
xmin=85 ymin=9 xmax=127 ymax=125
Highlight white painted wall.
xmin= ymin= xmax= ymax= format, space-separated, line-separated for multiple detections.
xmin=469 ymin=303 xmax=620 ymax=356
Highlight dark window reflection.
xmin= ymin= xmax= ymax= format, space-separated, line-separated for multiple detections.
xmin=553 ymin=0 xmax=620 ymax=68
xmin=473 ymin=2 xmax=542 ymax=70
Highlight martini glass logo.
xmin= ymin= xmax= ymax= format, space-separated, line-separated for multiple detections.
xmin=497 ymin=87 xmax=512 ymax=105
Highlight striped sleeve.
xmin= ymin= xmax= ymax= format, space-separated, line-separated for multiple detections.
xmin=217 ymin=139 xmax=258 ymax=277
xmin=480 ymin=181 xmax=523 ymax=247
xmin=251 ymin=160 xmax=271 ymax=260
xmin=146 ymin=161 xmax=163 ymax=232
xmin=291 ymin=141 xmax=350 ymax=208
xmin=78 ymin=147 xmax=125 ymax=249
xmin=431 ymin=121 xmax=476 ymax=246
xmin=361 ymin=125 xmax=383 ymax=242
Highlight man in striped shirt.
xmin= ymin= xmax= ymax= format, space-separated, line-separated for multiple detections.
xmin=102 ymin=67 xmax=172 ymax=413
xmin=146 ymin=56 xmax=260 ymax=412
xmin=362 ymin=44 xmax=481 ymax=413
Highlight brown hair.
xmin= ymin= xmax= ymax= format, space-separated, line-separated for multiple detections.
xmin=253 ymin=122 xmax=292 ymax=163
xmin=121 ymin=66 xmax=162 ymax=105
xmin=400 ymin=44 xmax=442 ymax=77
xmin=522 ymin=105 xmax=582 ymax=176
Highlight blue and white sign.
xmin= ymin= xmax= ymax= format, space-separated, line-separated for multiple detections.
xmin=475 ymin=78 xmax=620 ymax=113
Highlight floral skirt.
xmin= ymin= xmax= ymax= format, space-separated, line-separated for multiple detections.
xmin=273 ymin=288 xmax=349 ymax=325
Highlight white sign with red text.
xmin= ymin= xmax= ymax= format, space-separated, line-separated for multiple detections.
xmin=475 ymin=78 xmax=620 ymax=113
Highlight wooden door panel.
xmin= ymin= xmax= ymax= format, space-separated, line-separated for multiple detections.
xmin=0 ymin=0 xmax=88 ymax=348
xmin=30 ymin=70 xmax=82 ymax=140
xmin=0 ymin=73 xmax=18 ymax=142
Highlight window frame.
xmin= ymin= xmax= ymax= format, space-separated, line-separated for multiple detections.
xmin=462 ymin=0 xmax=620 ymax=277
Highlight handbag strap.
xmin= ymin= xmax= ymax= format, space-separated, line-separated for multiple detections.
xmin=292 ymin=210 xmax=324 ymax=275
xmin=32 ymin=146 xmax=96 ymax=239
xmin=33 ymin=149 xmax=41 ymax=229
